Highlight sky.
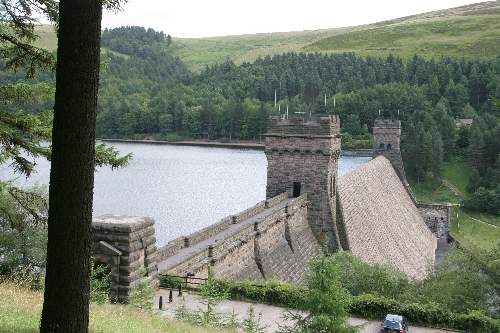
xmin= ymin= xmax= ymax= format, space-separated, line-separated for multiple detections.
xmin=101 ymin=0 xmax=490 ymax=38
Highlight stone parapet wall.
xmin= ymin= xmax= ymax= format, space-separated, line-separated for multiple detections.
xmin=157 ymin=193 xmax=290 ymax=263
xmin=161 ymin=194 xmax=321 ymax=284
xmin=92 ymin=215 xmax=158 ymax=303
xmin=417 ymin=203 xmax=452 ymax=239
xmin=341 ymin=149 xmax=373 ymax=157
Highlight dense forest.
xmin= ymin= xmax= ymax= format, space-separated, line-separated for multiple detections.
xmin=2 ymin=26 xmax=500 ymax=213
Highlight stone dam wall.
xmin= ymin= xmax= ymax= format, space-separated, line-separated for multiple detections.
xmin=157 ymin=193 xmax=322 ymax=284
xmin=417 ymin=203 xmax=452 ymax=239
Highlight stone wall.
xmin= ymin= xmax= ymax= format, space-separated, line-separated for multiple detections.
xmin=264 ymin=114 xmax=341 ymax=250
xmin=338 ymin=157 xmax=437 ymax=280
xmin=156 ymin=192 xmax=289 ymax=263
xmin=92 ymin=215 xmax=158 ymax=302
xmin=159 ymin=193 xmax=322 ymax=285
xmin=417 ymin=203 xmax=452 ymax=239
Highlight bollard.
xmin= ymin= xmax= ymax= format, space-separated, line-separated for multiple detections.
xmin=178 ymin=284 xmax=182 ymax=296
xmin=159 ymin=295 xmax=163 ymax=310
xmin=169 ymin=289 xmax=173 ymax=303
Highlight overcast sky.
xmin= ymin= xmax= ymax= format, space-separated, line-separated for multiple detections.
xmin=102 ymin=0 xmax=490 ymax=38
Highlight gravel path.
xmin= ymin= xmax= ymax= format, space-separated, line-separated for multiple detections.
xmin=155 ymin=290 xmax=455 ymax=333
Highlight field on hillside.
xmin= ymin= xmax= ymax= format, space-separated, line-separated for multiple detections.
xmin=33 ymin=2 xmax=500 ymax=71
xmin=450 ymin=207 xmax=500 ymax=251
xmin=412 ymin=157 xmax=500 ymax=251
xmin=306 ymin=12 xmax=500 ymax=60
xmin=171 ymin=1 xmax=500 ymax=71
xmin=33 ymin=25 xmax=57 ymax=51
xmin=0 ymin=282 xmax=232 ymax=333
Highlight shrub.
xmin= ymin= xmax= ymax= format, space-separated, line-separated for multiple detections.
xmin=90 ymin=262 xmax=111 ymax=304
xmin=217 ymin=279 xmax=305 ymax=309
xmin=129 ymin=269 xmax=154 ymax=310
xmin=350 ymin=294 xmax=500 ymax=333
xmin=159 ymin=274 xmax=184 ymax=289
xmin=463 ymin=186 xmax=500 ymax=215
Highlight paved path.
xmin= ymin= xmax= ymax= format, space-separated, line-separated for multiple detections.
xmin=155 ymin=290 xmax=455 ymax=333
xmin=158 ymin=197 xmax=294 ymax=273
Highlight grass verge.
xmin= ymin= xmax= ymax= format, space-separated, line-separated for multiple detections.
xmin=0 ymin=282 xmax=231 ymax=333
xmin=450 ymin=206 xmax=500 ymax=251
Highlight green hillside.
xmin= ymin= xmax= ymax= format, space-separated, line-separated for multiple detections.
xmin=171 ymin=1 xmax=500 ymax=71
xmin=33 ymin=24 xmax=57 ymax=51
xmin=34 ymin=1 xmax=500 ymax=71
xmin=306 ymin=2 xmax=500 ymax=59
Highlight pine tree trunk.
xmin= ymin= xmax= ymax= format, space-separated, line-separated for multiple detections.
xmin=40 ymin=1 xmax=102 ymax=332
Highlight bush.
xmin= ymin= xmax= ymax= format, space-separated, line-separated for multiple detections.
xmin=129 ymin=269 xmax=154 ymax=310
xmin=217 ymin=279 xmax=305 ymax=309
xmin=350 ymin=294 xmax=500 ymax=333
xmin=463 ymin=186 xmax=500 ymax=215
xmin=159 ymin=274 xmax=184 ymax=289
xmin=329 ymin=252 xmax=411 ymax=299
xmin=90 ymin=262 xmax=111 ymax=304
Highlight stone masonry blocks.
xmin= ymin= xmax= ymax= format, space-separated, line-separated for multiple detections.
xmin=264 ymin=114 xmax=341 ymax=250
xmin=92 ymin=215 xmax=158 ymax=303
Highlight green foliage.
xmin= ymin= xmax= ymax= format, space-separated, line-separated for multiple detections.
xmin=159 ymin=274 xmax=184 ymax=289
xmin=412 ymin=247 xmax=496 ymax=314
xmin=0 ymin=281 xmax=227 ymax=333
xmin=329 ymin=251 xmax=411 ymax=299
xmin=289 ymin=256 xmax=356 ymax=333
xmin=90 ymin=262 xmax=112 ymax=305
xmin=450 ymin=207 xmax=500 ymax=251
xmin=306 ymin=7 xmax=500 ymax=61
xmin=349 ymin=294 xmax=499 ymax=333
xmin=128 ymin=269 xmax=155 ymax=311
xmin=199 ymin=278 xmax=229 ymax=311
xmin=218 ymin=279 xmax=305 ymax=308
xmin=241 ymin=306 xmax=266 ymax=333
xmin=0 ymin=184 xmax=48 ymax=275
xmin=464 ymin=186 xmax=500 ymax=214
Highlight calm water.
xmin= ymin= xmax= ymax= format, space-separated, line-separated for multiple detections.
xmin=2 ymin=143 xmax=369 ymax=246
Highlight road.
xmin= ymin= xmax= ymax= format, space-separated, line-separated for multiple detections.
xmin=155 ymin=290 xmax=455 ymax=333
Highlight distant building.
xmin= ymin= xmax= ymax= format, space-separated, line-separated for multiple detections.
xmin=455 ymin=118 xmax=473 ymax=127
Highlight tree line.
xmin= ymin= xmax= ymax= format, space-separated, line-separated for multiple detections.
xmin=2 ymin=26 xmax=500 ymax=212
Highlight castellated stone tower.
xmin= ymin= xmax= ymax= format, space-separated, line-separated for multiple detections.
xmin=264 ymin=114 xmax=342 ymax=250
xmin=372 ymin=118 xmax=409 ymax=187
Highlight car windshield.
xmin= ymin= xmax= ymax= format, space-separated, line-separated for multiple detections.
xmin=383 ymin=320 xmax=401 ymax=329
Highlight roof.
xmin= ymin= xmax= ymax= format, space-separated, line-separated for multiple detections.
xmin=455 ymin=118 xmax=473 ymax=127
xmin=338 ymin=156 xmax=436 ymax=280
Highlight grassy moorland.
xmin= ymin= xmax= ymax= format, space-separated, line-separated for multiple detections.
xmin=307 ymin=4 xmax=500 ymax=60
xmin=0 ymin=282 xmax=230 ymax=333
xmin=172 ymin=1 xmax=500 ymax=70
xmin=33 ymin=1 xmax=500 ymax=71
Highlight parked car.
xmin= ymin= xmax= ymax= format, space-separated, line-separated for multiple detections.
xmin=379 ymin=314 xmax=409 ymax=333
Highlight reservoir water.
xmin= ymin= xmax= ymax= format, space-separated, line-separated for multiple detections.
xmin=1 ymin=143 xmax=370 ymax=246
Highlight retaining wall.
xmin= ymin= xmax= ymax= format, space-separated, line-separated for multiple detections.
xmin=417 ymin=203 xmax=452 ymax=239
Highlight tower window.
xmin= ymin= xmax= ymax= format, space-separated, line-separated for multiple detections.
xmin=293 ymin=182 xmax=301 ymax=198
xmin=330 ymin=176 xmax=335 ymax=197
xmin=387 ymin=143 xmax=392 ymax=150
xmin=379 ymin=143 xmax=384 ymax=149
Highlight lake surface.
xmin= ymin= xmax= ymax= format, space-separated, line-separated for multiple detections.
xmin=2 ymin=143 xmax=370 ymax=246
